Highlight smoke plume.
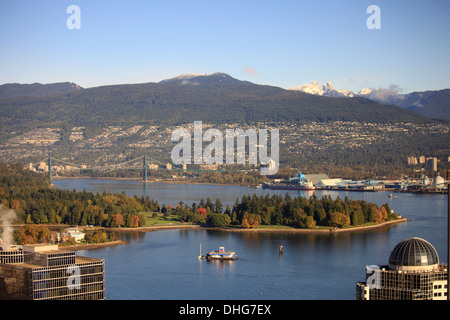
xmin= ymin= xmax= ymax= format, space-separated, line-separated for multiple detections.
xmin=0 ymin=204 xmax=17 ymax=251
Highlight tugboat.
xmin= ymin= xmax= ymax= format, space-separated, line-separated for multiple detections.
xmin=201 ymin=246 xmax=238 ymax=261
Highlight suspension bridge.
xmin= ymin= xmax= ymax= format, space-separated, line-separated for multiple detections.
xmin=29 ymin=155 xmax=242 ymax=184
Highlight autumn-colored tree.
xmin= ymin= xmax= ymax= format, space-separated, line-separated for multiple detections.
xmin=85 ymin=230 xmax=108 ymax=243
xmin=379 ymin=206 xmax=388 ymax=221
xmin=10 ymin=199 xmax=21 ymax=212
xmin=113 ymin=213 xmax=124 ymax=227
xmin=131 ymin=215 xmax=140 ymax=227
xmin=198 ymin=208 xmax=207 ymax=217
xmin=24 ymin=234 xmax=34 ymax=244
xmin=329 ymin=212 xmax=351 ymax=228
xmin=241 ymin=212 xmax=260 ymax=229
xmin=14 ymin=224 xmax=50 ymax=245
xmin=304 ymin=215 xmax=316 ymax=229
xmin=372 ymin=207 xmax=383 ymax=223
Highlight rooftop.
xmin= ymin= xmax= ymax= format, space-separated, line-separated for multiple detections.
xmin=388 ymin=237 xmax=439 ymax=272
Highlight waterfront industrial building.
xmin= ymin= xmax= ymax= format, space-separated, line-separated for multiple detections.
xmin=356 ymin=237 xmax=448 ymax=300
xmin=0 ymin=244 xmax=104 ymax=300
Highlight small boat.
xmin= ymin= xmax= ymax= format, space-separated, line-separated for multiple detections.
xmin=204 ymin=247 xmax=238 ymax=261
xmin=388 ymin=194 xmax=393 ymax=198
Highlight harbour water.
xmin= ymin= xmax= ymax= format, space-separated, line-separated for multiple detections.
xmin=53 ymin=178 xmax=448 ymax=300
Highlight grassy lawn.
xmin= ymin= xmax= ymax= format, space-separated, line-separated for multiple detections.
xmin=142 ymin=212 xmax=183 ymax=227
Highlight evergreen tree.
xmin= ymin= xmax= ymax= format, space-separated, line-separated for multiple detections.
xmin=214 ymin=198 xmax=223 ymax=213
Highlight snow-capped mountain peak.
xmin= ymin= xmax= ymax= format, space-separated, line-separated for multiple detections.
xmin=289 ymin=81 xmax=356 ymax=97
xmin=358 ymin=88 xmax=373 ymax=95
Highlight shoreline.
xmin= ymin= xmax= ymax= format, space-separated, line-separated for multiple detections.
xmin=215 ymin=217 xmax=409 ymax=233
xmin=51 ymin=176 xmax=257 ymax=187
xmin=104 ymin=217 xmax=408 ymax=235
xmin=61 ymin=240 xmax=128 ymax=251
xmin=31 ymin=218 xmax=408 ymax=251
xmin=51 ymin=176 xmax=447 ymax=195
xmin=107 ymin=223 xmax=202 ymax=233
xmin=100 ymin=217 xmax=410 ymax=235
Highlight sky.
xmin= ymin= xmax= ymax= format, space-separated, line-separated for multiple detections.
xmin=0 ymin=0 xmax=449 ymax=93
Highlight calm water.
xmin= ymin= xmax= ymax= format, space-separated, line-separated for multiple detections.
xmin=53 ymin=178 xmax=448 ymax=300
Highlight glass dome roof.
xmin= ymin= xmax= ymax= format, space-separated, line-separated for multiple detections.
xmin=388 ymin=237 xmax=439 ymax=271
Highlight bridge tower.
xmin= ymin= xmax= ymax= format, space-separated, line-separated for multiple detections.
xmin=143 ymin=155 xmax=148 ymax=182
xmin=48 ymin=156 xmax=53 ymax=185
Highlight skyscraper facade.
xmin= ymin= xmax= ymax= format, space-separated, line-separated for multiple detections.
xmin=0 ymin=244 xmax=105 ymax=300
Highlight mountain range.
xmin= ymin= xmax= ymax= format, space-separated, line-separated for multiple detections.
xmin=0 ymin=82 xmax=82 ymax=98
xmin=0 ymin=73 xmax=448 ymax=177
xmin=289 ymin=81 xmax=450 ymax=121
xmin=0 ymin=73 xmax=436 ymax=140
xmin=1 ymin=74 xmax=448 ymax=122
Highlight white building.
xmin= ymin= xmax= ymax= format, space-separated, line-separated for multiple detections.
xmin=316 ymin=178 xmax=347 ymax=188
xmin=433 ymin=174 xmax=445 ymax=189
xmin=62 ymin=227 xmax=85 ymax=243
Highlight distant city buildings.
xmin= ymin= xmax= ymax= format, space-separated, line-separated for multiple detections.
xmin=69 ymin=127 xmax=85 ymax=141
xmin=28 ymin=161 xmax=88 ymax=173
xmin=3 ymin=121 xmax=449 ymax=171
xmin=199 ymin=164 xmax=219 ymax=171
xmin=407 ymin=156 xmax=441 ymax=172
xmin=4 ymin=128 xmax=61 ymax=147
xmin=426 ymin=157 xmax=438 ymax=171
xmin=407 ymin=157 xmax=418 ymax=165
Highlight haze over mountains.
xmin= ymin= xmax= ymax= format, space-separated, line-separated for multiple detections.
xmin=289 ymin=80 xmax=450 ymax=121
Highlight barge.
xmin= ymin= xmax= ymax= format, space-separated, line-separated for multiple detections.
xmin=200 ymin=246 xmax=238 ymax=261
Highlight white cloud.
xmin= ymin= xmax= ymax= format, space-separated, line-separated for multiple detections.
xmin=367 ymin=84 xmax=405 ymax=101
xmin=243 ymin=66 xmax=258 ymax=77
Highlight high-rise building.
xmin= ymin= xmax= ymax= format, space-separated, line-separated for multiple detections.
xmin=426 ymin=157 xmax=438 ymax=171
xmin=407 ymin=157 xmax=418 ymax=165
xmin=0 ymin=244 xmax=105 ymax=300
xmin=356 ymin=237 xmax=447 ymax=300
